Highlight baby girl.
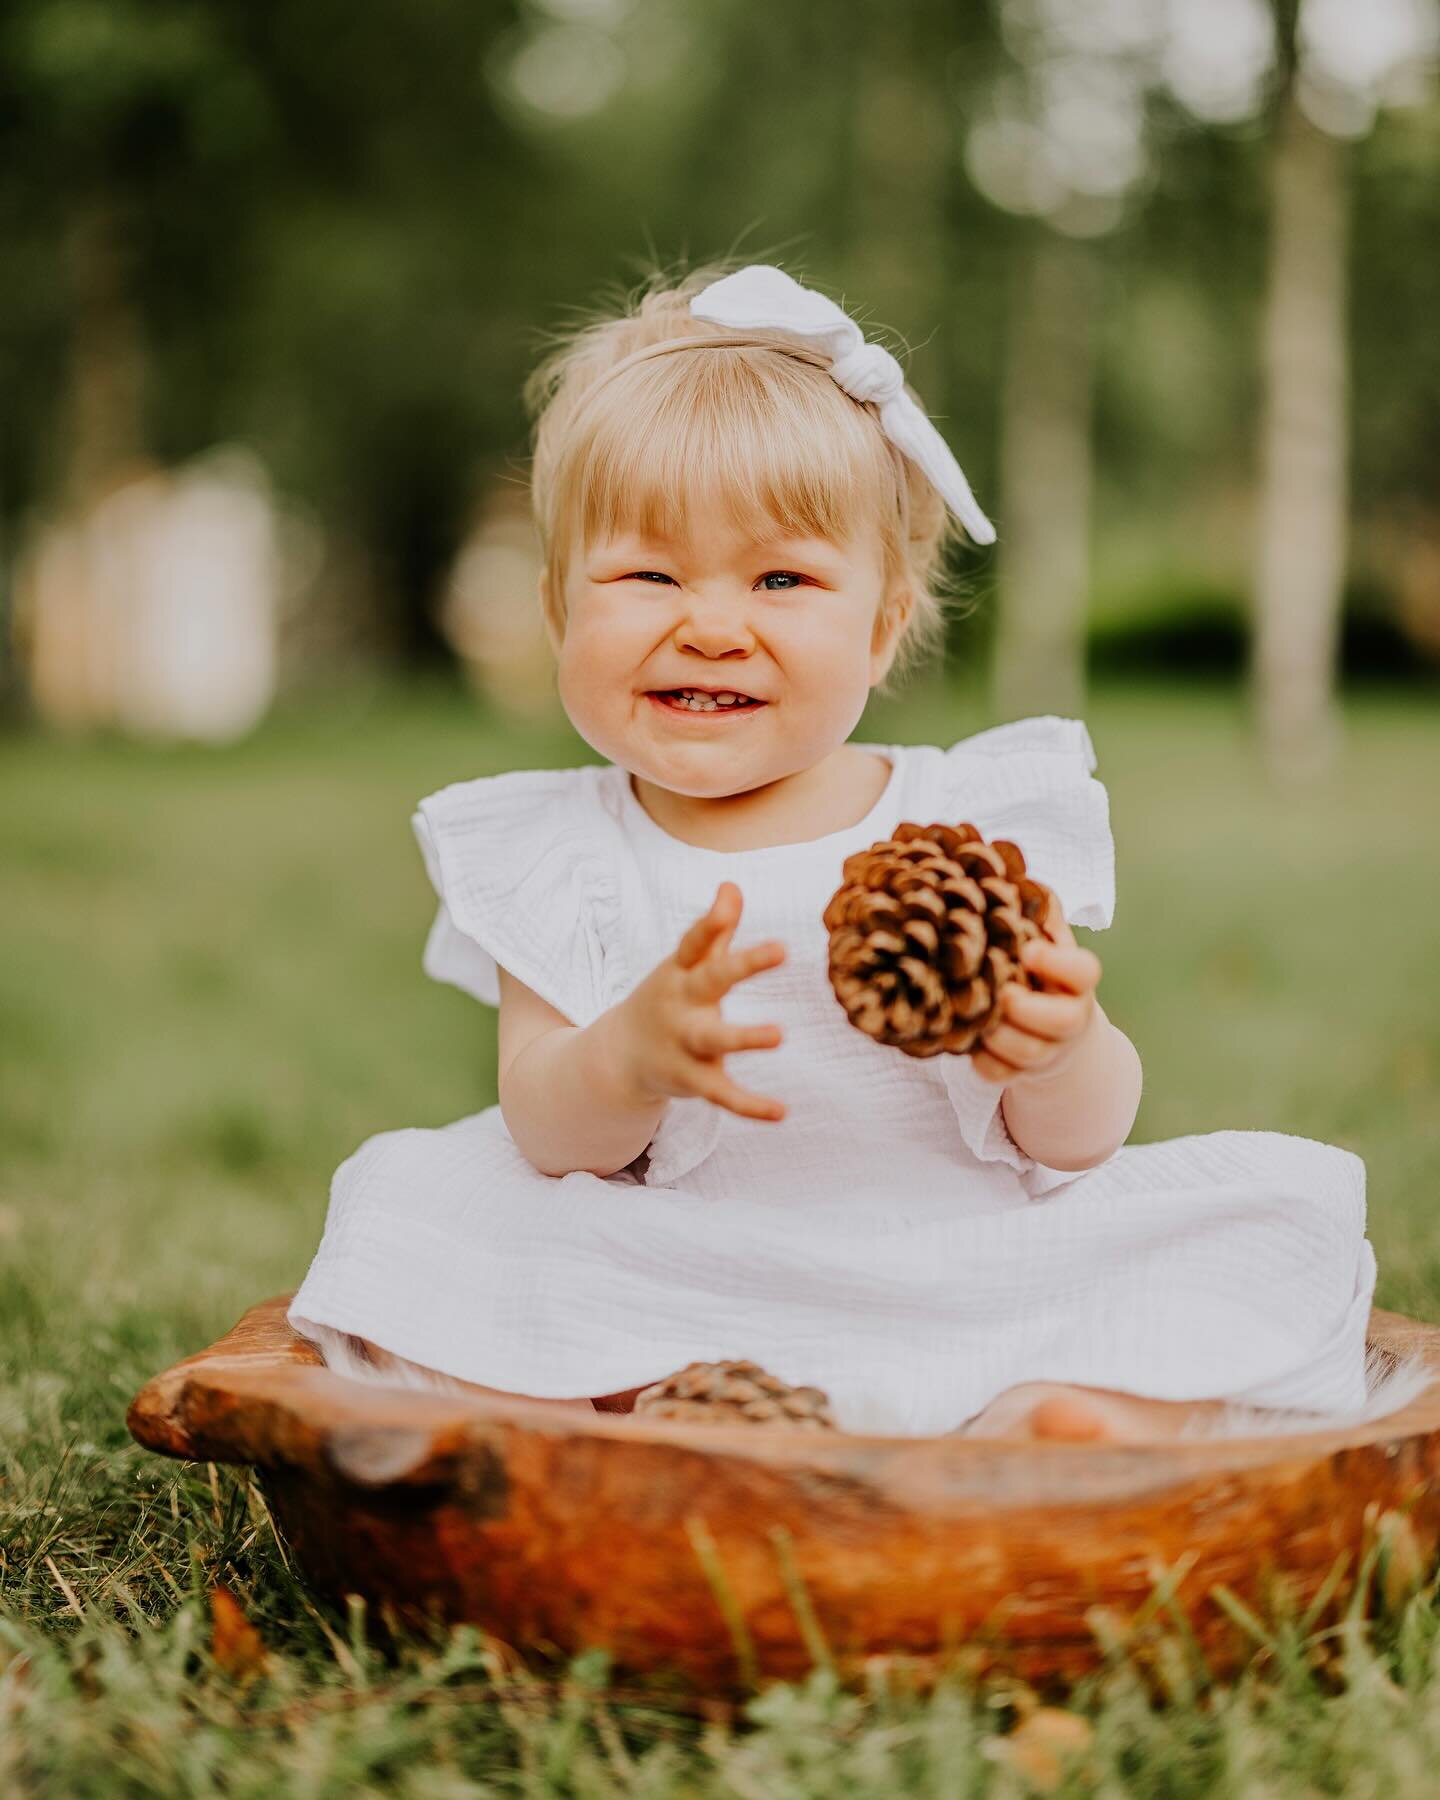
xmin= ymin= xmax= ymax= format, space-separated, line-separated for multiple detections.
xmin=288 ymin=258 xmax=1391 ymax=1440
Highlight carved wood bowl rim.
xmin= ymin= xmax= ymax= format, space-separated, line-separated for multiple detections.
xmin=129 ymin=1294 xmax=1440 ymax=1502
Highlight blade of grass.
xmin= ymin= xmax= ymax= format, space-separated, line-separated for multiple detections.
xmin=767 ymin=1525 xmax=834 ymax=1678
xmin=685 ymin=1514 xmax=759 ymax=1691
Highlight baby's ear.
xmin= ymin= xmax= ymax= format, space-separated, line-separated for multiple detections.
xmin=868 ymin=584 xmax=915 ymax=680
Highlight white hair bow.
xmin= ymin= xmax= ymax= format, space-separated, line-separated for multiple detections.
xmin=689 ymin=264 xmax=996 ymax=547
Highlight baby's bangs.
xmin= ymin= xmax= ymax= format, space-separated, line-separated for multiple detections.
xmin=564 ymin=348 xmax=894 ymax=555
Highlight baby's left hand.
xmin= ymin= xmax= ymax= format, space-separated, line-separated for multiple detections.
xmin=971 ymin=893 xmax=1103 ymax=1088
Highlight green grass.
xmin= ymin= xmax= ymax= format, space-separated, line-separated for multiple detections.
xmin=2 ymin=675 xmax=1439 ymax=1793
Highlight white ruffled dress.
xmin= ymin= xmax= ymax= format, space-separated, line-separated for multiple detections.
xmin=287 ymin=716 xmax=1379 ymax=1435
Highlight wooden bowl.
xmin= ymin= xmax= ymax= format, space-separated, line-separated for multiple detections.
xmin=128 ymin=1296 xmax=1440 ymax=1689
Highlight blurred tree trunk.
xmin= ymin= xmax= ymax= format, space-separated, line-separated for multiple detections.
xmin=11 ymin=202 xmax=150 ymax=727
xmin=1253 ymin=89 xmax=1350 ymax=780
xmin=61 ymin=203 xmax=147 ymax=504
xmin=846 ymin=0 xmax=952 ymax=705
xmin=847 ymin=6 xmax=945 ymax=340
xmin=993 ymin=231 xmax=1096 ymax=721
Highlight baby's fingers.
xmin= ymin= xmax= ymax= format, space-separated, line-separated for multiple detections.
xmin=1041 ymin=888 xmax=1077 ymax=948
xmin=981 ymin=1020 xmax=1057 ymax=1072
xmin=689 ymin=938 xmax=786 ymax=1001
xmin=695 ymin=1068 xmax=787 ymax=1123
xmin=674 ymin=882 xmax=742 ymax=969
xmin=1020 ymin=938 xmax=1100 ymax=995
xmin=971 ymin=1046 xmax=1018 ymax=1086
xmin=1000 ymin=984 xmax=1085 ymax=1038
xmin=682 ymin=1018 xmax=784 ymax=1059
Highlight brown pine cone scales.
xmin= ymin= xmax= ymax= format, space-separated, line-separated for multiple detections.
xmin=632 ymin=1360 xmax=836 ymax=1429
xmin=823 ymin=822 xmax=1055 ymax=1058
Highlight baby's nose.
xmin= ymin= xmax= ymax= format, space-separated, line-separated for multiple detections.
xmin=674 ymin=608 xmax=756 ymax=659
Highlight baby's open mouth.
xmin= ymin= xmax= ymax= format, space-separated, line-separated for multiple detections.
xmin=648 ymin=688 xmax=768 ymax=714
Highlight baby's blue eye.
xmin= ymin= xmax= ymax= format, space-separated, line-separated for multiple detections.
xmin=761 ymin=571 xmax=806 ymax=590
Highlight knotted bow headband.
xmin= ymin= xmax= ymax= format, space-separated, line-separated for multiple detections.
xmin=561 ymin=264 xmax=997 ymax=548
xmin=689 ymin=264 xmax=996 ymax=547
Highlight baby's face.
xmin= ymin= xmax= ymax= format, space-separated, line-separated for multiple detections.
xmin=545 ymin=511 xmax=904 ymax=798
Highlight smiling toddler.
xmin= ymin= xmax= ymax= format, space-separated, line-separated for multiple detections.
xmin=287 ymin=259 xmax=1401 ymax=1440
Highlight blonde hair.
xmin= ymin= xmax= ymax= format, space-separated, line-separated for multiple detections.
xmin=521 ymin=255 xmax=976 ymax=694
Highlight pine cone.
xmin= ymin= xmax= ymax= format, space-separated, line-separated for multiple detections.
xmin=822 ymin=822 xmax=1055 ymax=1057
xmin=632 ymin=1360 xmax=836 ymax=1429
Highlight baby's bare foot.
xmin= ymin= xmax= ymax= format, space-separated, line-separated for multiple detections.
xmin=960 ymin=1381 xmax=1226 ymax=1442
xmin=1024 ymin=1393 xmax=1116 ymax=1441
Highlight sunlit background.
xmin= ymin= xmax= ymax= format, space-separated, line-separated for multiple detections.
xmin=2 ymin=0 xmax=1438 ymax=757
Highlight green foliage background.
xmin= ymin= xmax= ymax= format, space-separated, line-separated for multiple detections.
xmin=2 ymin=0 xmax=1438 ymax=671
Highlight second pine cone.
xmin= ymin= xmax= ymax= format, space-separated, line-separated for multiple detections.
xmin=633 ymin=1361 xmax=836 ymax=1429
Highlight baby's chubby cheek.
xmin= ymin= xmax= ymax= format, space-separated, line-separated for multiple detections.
xmin=552 ymin=635 xmax=649 ymax=771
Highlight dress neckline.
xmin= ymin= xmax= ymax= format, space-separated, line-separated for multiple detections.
xmin=614 ymin=742 xmax=905 ymax=860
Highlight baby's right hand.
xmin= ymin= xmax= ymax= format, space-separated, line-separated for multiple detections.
xmin=616 ymin=881 xmax=787 ymax=1122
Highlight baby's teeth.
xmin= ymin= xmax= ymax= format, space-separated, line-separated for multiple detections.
xmin=665 ymin=688 xmax=760 ymax=710
xmin=677 ymin=690 xmax=741 ymax=708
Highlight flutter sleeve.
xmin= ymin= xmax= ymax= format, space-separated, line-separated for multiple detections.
xmin=932 ymin=715 xmax=1118 ymax=1198
xmin=412 ymin=764 xmax=721 ymax=1189
xmin=410 ymin=766 xmax=623 ymax=1027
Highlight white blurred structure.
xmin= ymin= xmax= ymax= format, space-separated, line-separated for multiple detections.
xmin=437 ymin=480 xmax=557 ymax=717
xmin=14 ymin=449 xmax=281 ymax=742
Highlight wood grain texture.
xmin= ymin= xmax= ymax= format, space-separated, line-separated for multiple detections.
xmin=128 ymin=1296 xmax=1440 ymax=1688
